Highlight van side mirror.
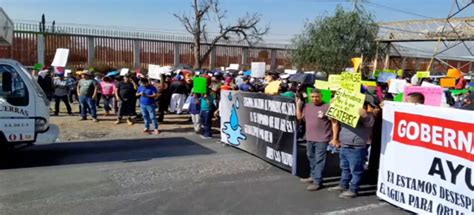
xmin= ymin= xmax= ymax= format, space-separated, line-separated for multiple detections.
xmin=2 ymin=72 xmax=12 ymax=93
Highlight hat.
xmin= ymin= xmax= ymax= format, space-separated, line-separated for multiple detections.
xmin=82 ymin=70 xmax=92 ymax=76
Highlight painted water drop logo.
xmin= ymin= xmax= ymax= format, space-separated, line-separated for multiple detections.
xmin=222 ymin=93 xmax=246 ymax=146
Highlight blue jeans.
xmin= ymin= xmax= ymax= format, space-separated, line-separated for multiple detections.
xmin=79 ymin=96 xmax=97 ymax=119
xmin=339 ymin=146 xmax=367 ymax=193
xmin=141 ymin=104 xmax=158 ymax=130
xmin=200 ymin=110 xmax=213 ymax=137
xmin=306 ymin=141 xmax=328 ymax=185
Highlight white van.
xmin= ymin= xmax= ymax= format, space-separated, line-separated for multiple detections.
xmin=0 ymin=59 xmax=59 ymax=151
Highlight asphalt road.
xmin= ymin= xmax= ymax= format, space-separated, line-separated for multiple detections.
xmin=0 ymin=135 xmax=411 ymax=215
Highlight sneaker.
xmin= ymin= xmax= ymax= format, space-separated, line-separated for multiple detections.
xmin=79 ymin=117 xmax=87 ymax=121
xmin=114 ymin=120 xmax=121 ymax=125
xmin=92 ymin=118 xmax=99 ymax=122
xmin=328 ymin=185 xmax=347 ymax=192
xmin=153 ymin=130 xmax=160 ymax=135
xmin=143 ymin=129 xmax=151 ymax=133
xmin=339 ymin=190 xmax=357 ymax=199
xmin=200 ymin=135 xmax=212 ymax=140
xmin=127 ymin=119 xmax=134 ymax=125
xmin=306 ymin=184 xmax=322 ymax=191
xmin=300 ymin=178 xmax=314 ymax=184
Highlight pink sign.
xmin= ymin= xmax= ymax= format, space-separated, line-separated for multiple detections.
xmin=403 ymin=86 xmax=443 ymax=106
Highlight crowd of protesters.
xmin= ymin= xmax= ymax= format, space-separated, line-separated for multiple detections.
xmin=31 ymin=65 xmax=473 ymax=199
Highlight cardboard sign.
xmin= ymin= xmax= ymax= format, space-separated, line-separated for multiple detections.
xmin=450 ymin=89 xmax=469 ymax=96
xmin=51 ymin=48 xmax=69 ymax=67
xmin=120 ymin=68 xmax=130 ymax=76
xmin=306 ymin=88 xmax=332 ymax=104
xmin=148 ymin=64 xmax=161 ymax=80
xmin=393 ymin=93 xmax=403 ymax=102
xmin=228 ymin=64 xmax=239 ymax=70
xmin=439 ymin=78 xmax=456 ymax=88
xmin=403 ymin=86 xmax=443 ymax=106
xmin=362 ymin=81 xmax=377 ymax=87
xmin=314 ymin=80 xmax=331 ymax=90
xmin=193 ymin=77 xmax=208 ymax=94
xmin=65 ymin=69 xmax=72 ymax=77
xmin=388 ymin=79 xmax=408 ymax=94
xmin=416 ymin=71 xmax=430 ymax=78
xmin=251 ymin=62 xmax=266 ymax=78
xmin=377 ymin=72 xmax=397 ymax=83
xmin=340 ymin=72 xmax=361 ymax=92
xmin=284 ymin=69 xmax=298 ymax=75
xmin=447 ymin=68 xmax=462 ymax=79
xmin=326 ymin=88 xmax=365 ymax=128
xmin=34 ymin=63 xmax=43 ymax=70
xmin=328 ymin=75 xmax=341 ymax=90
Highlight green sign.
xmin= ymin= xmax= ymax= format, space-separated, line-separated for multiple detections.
xmin=193 ymin=77 xmax=208 ymax=94
xmin=34 ymin=63 xmax=43 ymax=70
xmin=394 ymin=93 xmax=404 ymax=102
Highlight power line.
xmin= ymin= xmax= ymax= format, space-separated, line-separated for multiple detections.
xmin=366 ymin=1 xmax=435 ymax=19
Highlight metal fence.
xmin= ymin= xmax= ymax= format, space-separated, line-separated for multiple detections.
xmin=2 ymin=21 xmax=293 ymax=70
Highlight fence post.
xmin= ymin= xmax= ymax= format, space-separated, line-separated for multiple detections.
xmin=241 ymin=48 xmax=249 ymax=69
xmin=271 ymin=49 xmax=277 ymax=70
xmin=37 ymin=34 xmax=45 ymax=65
xmin=87 ymin=37 xmax=95 ymax=66
xmin=174 ymin=43 xmax=180 ymax=66
xmin=210 ymin=47 xmax=216 ymax=69
xmin=133 ymin=40 xmax=140 ymax=69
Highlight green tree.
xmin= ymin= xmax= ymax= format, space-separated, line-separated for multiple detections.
xmin=291 ymin=6 xmax=378 ymax=74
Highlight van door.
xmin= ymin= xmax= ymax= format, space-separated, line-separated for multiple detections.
xmin=0 ymin=63 xmax=36 ymax=144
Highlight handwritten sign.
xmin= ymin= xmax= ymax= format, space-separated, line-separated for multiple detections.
xmin=251 ymin=62 xmax=266 ymax=78
xmin=440 ymin=78 xmax=456 ymax=88
xmin=51 ymin=48 xmax=69 ymax=67
xmin=388 ymin=79 xmax=408 ymax=94
xmin=148 ymin=64 xmax=161 ymax=80
xmin=328 ymin=75 xmax=341 ymax=90
xmin=314 ymin=80 xmax=331 ymax=90
xmin=416 ymin=71 xmax=430 ymax=78
xmin=193 ymin=77 xmax=208 ymax=94
xmin=340 ymin=72 xmax=361 ymax=92
xmin=120 ymin=68 xmax=130 ymax=76
xmin=377 ymin=72 xmax=397 ymax=83
xmin=404 ymin=86 xmax=443 ymax=106
xmin=326 ymin=88 xmax=365 ymax=128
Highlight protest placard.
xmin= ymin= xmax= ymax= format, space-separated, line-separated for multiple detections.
xmin=450 ymin=89 xmax=469 ymax=96
xmin=120 ymin=68 xmax=130 ymax=76
xmin=378 ymin=102 xmax=473 ymax=215
xmin=340 ymin=72 xmax=361 ymax=92
xmin=148 ymin=64 xmax=161 ymax=80
xmin=393 ymin=93 xmax=403 ymax=102
xmin=251 ymin=62 xmax=266 ymax=78
xmin=388 ymin=79 xmax=408 ymax=94
xmin=65 ymin=69 xmax=72 ymax=77
xmin=377 ymin=72 xmax=397 ymax=83
xmin=51 ymin=48 xmax=69 ymax=67
xmin=193 ymin=77 xmax=207 ymax=94
xmin=404 ymin=86 xmax=443 ymax=106
xmin=228 ymin=64 xmax=239 ymax=70
xmin=416 ymin=71 xmax=430 ymax=78
xmin=351 ymin=57 xmax=362 ymax=72
xmin=439 ymin=78 xmax=456 ymax=88
xmin=361 ymin=81 xmax=377 ymax=87
xmin=328 ymin=75 xmax=341 ymax=90
xmin=34 ymin=63 xmax=43 ymax=70
xmin=284 ymin=69 xmax=297 ymax=75
xmin=314 ymin=80 xmax=331 ymax=90
xmin=326 ymin=88 xmax=365 ymax=128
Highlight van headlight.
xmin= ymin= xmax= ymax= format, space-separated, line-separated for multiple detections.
xmin=35 ymin=118 xmax=48 ymax=132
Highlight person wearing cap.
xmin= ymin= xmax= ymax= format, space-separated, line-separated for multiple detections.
xmin=136 ymin=78 xmax=159 ymax=135
xmin=169 ymin=75 xmax=187 ymax=114
xmin=77 ymin=71 xmax=99 ymax=122
xmin=53 ymin=73 xmax=73 ymax=116
xmin=328 ymin=96 xmax=375 ymax=198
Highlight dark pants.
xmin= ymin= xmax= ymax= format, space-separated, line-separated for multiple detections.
xmin=102 ymin=95 xmax=114 ymax=112
xmin=79 ymin=96 xmax=97 ymax=119
xmin=118 ymin=100 xmax=135 ymax=119
xmin=96 ymin=93 xmax=102 ymax=107
xmin=339 ymin=146 xmax=367 ymax=193
xmin=68 ymin=89 xmax=78 ymax=103
xmin=54 ymin=95 xmax=72 ymax=115
xmin=200 ymin=110 xmax=213 ymax=137
xmin=306 ymin=141 xmax=329 ymax=185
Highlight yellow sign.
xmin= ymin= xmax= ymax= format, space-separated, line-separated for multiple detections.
xmin=328 ymin=75 xmax=341 ymax=90
xmin=447 ymin=68 xmax=462 ymax=79
xmin=440 ymin=78 xmax=456 ymax=88
xmin=326 ymin=88 xmax=366 ymax=128
xmin=314 ymin=80 xmax=331 ymax=90
xmin=416 ymin=71 xmax=430 ymax=78
xmin=340 ymin=72 xmax=362 ymax=92
xmin=362 ymin=81 xmax=377 ymax=87
xmin=351 ymin=57 xmax=362 ymax=72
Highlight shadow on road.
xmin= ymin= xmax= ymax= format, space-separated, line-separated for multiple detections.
xmin=0 ymin=137 xmax=215 ymax=169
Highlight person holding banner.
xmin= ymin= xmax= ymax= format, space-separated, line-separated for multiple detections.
xmin=296 ymin=89 xmax=338 ymax=191
xmin=329 ymin=98 xmax=375 ymax=198
xmin=136 ymin=78 xmax=159 ymax=135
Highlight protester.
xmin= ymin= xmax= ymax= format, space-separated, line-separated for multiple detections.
xmin=136 ymin=78 xmax=159 ymax=134
xmin=67 ymin=74 xmax=78 ymax=104
xmin=37 ymin=69 xmax=54 ymax=101
xmin=94 ymin=74 xmax=103 ymax=108
xmin=53 ymin=73 xmax=73 ymax=116
xmin=328 ymin=97 xmax=375 ymax=198
xmin=77 ymin=71 xmax=99 ymax=122
xmin=169 ymin=75 xmax=187 ymax=114
xmin=296 ymin=89 xmax=338 ymax=191
xmin=461 ymin=92 xmax=474 ymax=110
xmin=189 ymin=93 xmax=201 ymax=133
xmin=239 ymin=77 xmax=254 ymax=92
xmin=279 ymin=83 xmax=296 ymax=98
xmin=157 ymin=74 xmax=170 ymax=122
xmin=115 ymin=74 xmax=137 ymax=125
xmin=406 ymin=92 xmax=425 ymax=104
xmin=200 ymin=92 xmax=216 ymax=139
xmin=100 ymin=76 xmax=116 ymax=116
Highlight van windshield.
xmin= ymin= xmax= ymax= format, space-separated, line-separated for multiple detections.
xmin=17 ymin=63 xmax=49 ymax=105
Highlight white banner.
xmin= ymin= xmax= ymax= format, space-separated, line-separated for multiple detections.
xmin=251 ymin=62 xmax=265 ymax=78
xmin=378 ymin=102 xmax=474 ymax=214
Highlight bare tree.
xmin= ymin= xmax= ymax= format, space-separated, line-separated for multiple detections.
xmin=174 ymin=0 xmax=269 ymax=69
